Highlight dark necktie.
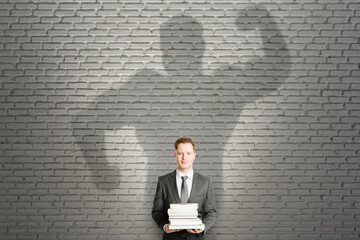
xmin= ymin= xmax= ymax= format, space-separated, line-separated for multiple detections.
xmin=181 ymin=176 xmax=189 ymax=203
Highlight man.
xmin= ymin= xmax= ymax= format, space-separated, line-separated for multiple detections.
xmin=152 ymin=137 xmax=217 ymax=240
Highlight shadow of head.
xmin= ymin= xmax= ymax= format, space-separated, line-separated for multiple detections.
xmin=160 ymin=15 xmax=205 ymax=70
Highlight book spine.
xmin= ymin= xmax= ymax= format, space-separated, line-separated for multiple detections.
xmin=169 ymin=203 xmax=198 ymax=209
xmin=168 ymin=223 xmax=205 ymax=230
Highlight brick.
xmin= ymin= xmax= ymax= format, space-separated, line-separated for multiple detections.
xmin=0 ymin=2 xmax=358 ymax=239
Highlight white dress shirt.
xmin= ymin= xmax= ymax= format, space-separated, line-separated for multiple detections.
xmin=176 ymin=169 xmax=193 ymax=200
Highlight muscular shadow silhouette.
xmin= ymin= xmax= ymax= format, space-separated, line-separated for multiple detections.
xmin=71 ymin=3 xmax=291 ymax=221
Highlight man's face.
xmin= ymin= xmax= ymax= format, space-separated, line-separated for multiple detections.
xmin=174 ymin=142 xmax=196 ymax=173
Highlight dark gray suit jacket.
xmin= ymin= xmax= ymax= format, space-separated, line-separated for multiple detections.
xmin=152 ymin=170 xmax=217 ymax=240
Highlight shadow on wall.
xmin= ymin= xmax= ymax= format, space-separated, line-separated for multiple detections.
xmin=70 ymin=1 xmax=292 ymax=212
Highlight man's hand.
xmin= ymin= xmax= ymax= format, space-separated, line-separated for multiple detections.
xmin=187 ymin=229 xmax=204 ymax=234
xmin=164 ymin=224 xmax=181 ymax=233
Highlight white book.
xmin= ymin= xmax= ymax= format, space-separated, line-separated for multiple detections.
xmin=168 ymin=213 xmax=198 ymax=218
xmin=170 ymin=218 xmax=202 ymax=225
xmin=168 ymin=209 xmax=198 ymax=215
xmin=170 ymin=203 xmax=198 ymax=210
xmin=169 ymin=223 xmax=205 ymax=230
xmin=169 ymin=215 xmax=199 ymax=219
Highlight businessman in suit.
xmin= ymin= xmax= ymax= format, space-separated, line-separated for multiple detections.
xmin=152 ymin=137 xmax=217 ymax=240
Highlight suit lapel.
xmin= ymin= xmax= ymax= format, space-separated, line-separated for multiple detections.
xmin=188 ymin=172 xmax=197 ymax=202
xmin=169 ymin=170 xmax=180 ymax=203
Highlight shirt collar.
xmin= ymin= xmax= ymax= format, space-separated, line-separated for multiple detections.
xmin=176 ymin=169 xmax=194 ymax=180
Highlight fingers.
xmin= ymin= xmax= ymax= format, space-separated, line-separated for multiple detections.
xmin=165 ymin=225 xmax=181 ymax=233
xmin=186 ymin=229 xmax=204 ymax=234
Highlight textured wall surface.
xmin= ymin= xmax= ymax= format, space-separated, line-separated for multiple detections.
xmin=1 ymin=0 xmax=359 ymax=239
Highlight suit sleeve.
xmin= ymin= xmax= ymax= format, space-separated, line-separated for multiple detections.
xmin=152 ymin=177 xmax=169 ymax=230
xmin=202 ymin=177 xmax=217 ymax=234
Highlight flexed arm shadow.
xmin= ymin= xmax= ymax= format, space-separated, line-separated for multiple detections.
xmin=213 ymin=4 xmax=291 ymax=102
xmin=70 ymin=4 xmax=292 ymax=208
xmin=71 ymin=69 xmax=163 ymax=190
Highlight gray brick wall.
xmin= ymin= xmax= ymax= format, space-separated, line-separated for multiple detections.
xmin=1 ymin=1 xmax=359 ymax=240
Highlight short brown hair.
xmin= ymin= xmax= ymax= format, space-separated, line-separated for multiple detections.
xmin=174 ymin=137 xmax=196 ymax=151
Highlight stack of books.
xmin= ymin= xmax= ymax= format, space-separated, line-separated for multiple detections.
xmin=168 ymin=203 xmax=205 ymax=230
